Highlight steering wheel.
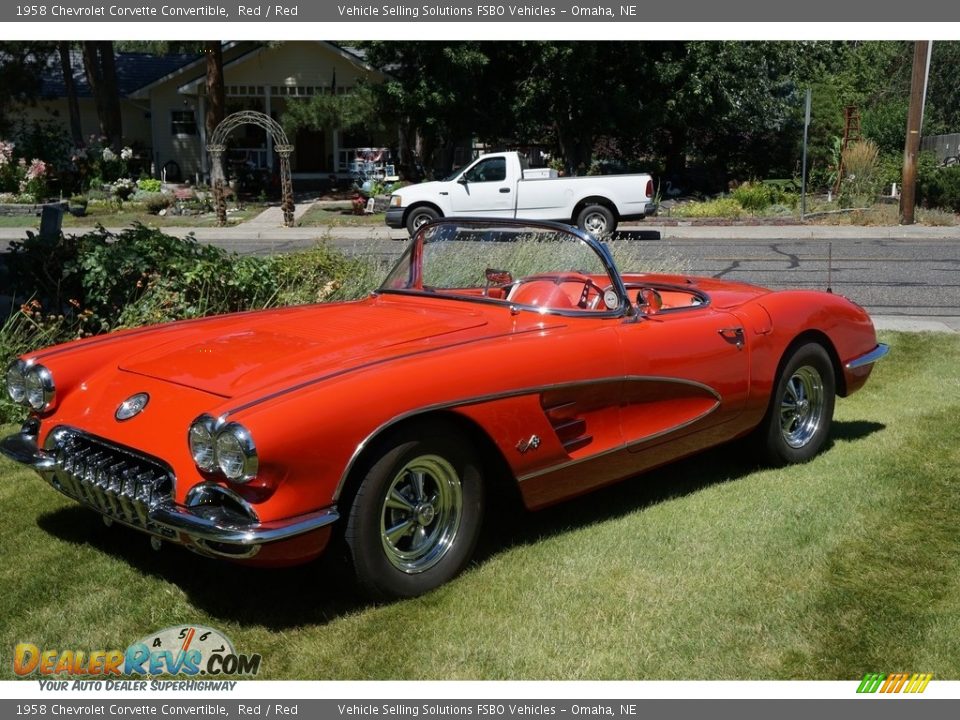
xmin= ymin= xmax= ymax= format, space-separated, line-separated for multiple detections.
xmin=510 ymin=273 xmax=606 ymax=309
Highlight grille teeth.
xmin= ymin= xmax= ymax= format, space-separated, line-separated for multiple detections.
xmin=46 ymin=429 xmax=174 ymax=529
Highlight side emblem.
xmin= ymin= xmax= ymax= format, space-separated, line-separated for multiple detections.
xmin=516 ymin=435 xmax=541 ymax=454
xmin=116 ymin=393 xmax=150 ymax=421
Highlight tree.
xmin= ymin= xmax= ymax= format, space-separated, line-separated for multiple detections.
xmin=0 ymin=42 xmax=56 ymax=134
xmin=81 ymin=41 xmax=123 ymax=149
xmin=58 ymin=42 xmax=83 ymax=147
xmin=204 ymin=41 xmax=226 ymax=184
xmin=360 ymin=42 xmax=493 ymax=178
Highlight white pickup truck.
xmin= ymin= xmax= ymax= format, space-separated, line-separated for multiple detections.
xmin=385 ymin=151 xmax=657 ymax=236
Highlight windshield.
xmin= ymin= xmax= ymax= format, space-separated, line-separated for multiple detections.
xmin=380 ymin=221 xmax=624 ymax=315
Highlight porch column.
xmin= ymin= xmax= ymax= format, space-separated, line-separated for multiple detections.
xmin=198 ymin=94 xmax=208 ymax=177
xmin=332 ymin=128 xmax=340 ymax=176
xmin=264 ymin=87 xmax=274 ymax=171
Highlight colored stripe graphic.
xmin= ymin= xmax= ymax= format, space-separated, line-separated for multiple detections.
xmin=857 ymin=673 xmax=885 ymax=693
xmin=857 ymin=673 xmax=932 ymax=694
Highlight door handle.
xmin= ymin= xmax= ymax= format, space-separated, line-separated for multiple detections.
xmin=718 ymin=327 xmax=745 ymax=349
xmin=499 ymin=188 xmax=511 ymax=193
xmin=439 ymin=191 xmax=448 ymax=196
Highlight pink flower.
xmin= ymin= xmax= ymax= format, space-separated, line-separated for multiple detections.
xmin=26 ymin=159 xmax=47 ymax=180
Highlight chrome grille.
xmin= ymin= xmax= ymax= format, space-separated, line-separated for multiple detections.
xmin=45 ymin=428 xmax=174 ymax=528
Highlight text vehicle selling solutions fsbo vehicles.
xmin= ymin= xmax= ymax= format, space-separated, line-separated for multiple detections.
xmin=385 ymin=151 xmax=657 ymax=236
xmin=3 ymin=219 xmax=887 ymax=598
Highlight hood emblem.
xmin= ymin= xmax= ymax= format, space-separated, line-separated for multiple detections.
xmin=116 ymin=393 xmax=150 ymax=421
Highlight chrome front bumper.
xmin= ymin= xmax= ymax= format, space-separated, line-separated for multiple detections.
xmin=1 ymin=428 xmax=339 ymax=558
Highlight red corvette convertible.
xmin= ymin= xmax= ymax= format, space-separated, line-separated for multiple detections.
xmin=3 ymin=219 xmax=887 ymax=598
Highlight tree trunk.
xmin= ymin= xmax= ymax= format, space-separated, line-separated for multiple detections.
xmin=81 ymin=41 xmax=122 ymax=149
xmin=58 ymin=42 xmax=83 ymax=146
xmin=204 ymin=41 xmax=226 ymax=185
xmin=664 ymin=125 xmax=688 ymax=182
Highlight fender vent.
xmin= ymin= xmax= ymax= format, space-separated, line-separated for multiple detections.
xmin=542 ymin=399 xmax=592 ymax=453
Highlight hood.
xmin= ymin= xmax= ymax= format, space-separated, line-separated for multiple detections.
xmin=118 ymin=300 xmax=490 ymax=398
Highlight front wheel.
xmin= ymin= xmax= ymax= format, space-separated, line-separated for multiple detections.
xmin=576 ymin=204 xmax=616 ymax=236
xmin=406 ymin=206 xmax=439 ymax=236
xmin=344 ymin=425 xmax=484 ymax=599
xmin=758 ymin=342 xmax=836 ymax=465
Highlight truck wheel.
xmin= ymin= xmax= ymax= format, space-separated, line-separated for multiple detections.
xmin=576 ymin=205 xmax=616 ymax=236
xmin=406 ymin=207 xmax=439 ymax=236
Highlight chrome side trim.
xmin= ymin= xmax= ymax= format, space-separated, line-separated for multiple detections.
xmin=845 ymin=343 xmax=890 ymax=370
xmin=333 ymin=375 xmax=723 ymax=500
xmin=516 ymin=400 xmax=721 ymax=483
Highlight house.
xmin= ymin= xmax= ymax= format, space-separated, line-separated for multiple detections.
xmin=23 ymin=42 xmax=388 ymax=184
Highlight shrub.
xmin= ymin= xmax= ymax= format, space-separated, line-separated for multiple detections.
xmin=731 ymin=182 xmax=797 ymax=212
xmin=4 ymin=225 xmax=386 ymax=338
xmin=918 ymin=165 xmax=960 ymax=213
xmin=840 ymin=140 xmax=880 ymax=207
xmin=142 ymin=192 xmax=172 ymax=214
xmin=671 ymin=198 xmax=744 ymax=219
xmin=137 ymin=178 xmax=162 ymax=192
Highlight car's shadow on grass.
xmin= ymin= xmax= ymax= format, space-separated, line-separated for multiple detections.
xmin=37 ymin=419 xmax=884 ymax=630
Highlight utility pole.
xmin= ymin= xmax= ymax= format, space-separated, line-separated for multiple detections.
xmin=900 ymin=41 xmax=932 ymax=225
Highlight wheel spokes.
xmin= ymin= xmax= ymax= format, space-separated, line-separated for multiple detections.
xmin=385 ymin=488 xmax=416 ymax=512
xmin=384 ymin=518 xmax=416 ymax=544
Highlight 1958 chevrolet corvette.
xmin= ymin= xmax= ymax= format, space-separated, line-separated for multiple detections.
xmin=3 ymin=219 xmax=887 ymax=598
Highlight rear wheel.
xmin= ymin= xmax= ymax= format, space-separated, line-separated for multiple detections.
xmin=759 ymin=343 xmax=836 ymax=465
xmin=344 ymin=425 xmax=484 ymax=599
xmin=406 ymin=206 xmax=439 ymax=236
xmin=576 ymin=204 xmax=616 ymax=236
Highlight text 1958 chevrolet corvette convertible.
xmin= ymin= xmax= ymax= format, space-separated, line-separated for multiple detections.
xmin=3 ymin=219 xmax=887 ymax=598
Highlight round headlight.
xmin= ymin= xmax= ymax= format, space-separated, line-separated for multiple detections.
xmin=215 ymin=423 xmax=258 ymax=483
xmin=6 ymin=361 xmax=27 ymax=405
xmin=24 ymin=364 xmax=55 ymax=411
xmin=188 ymin=415 xmax=218 ymax=472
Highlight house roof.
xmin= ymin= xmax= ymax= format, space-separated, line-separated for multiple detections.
xmin=40 ymin=49 xmax=199 ymax=100
xmin=174 ymin=42 xmax=384 ymax=94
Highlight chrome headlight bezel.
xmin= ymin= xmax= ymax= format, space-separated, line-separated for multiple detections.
xmin=215 ymin=423 xmax=259 ymax=483
xmin=25 ymin=364 xmax=56 ymax=411
xmin=188 ymin=415 xmax=218 ymax=473
xmin=5 ymin=359 xmax=27 ymax=405
xmin=9 ymin=361 xmax=56 ymax=412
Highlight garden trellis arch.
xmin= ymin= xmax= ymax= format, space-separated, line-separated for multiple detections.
xmin=207 ymin=110 xmax=295 ymax=227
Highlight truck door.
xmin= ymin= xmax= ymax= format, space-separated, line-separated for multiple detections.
xmin=449 ymin=156 xmax=515 ymax=217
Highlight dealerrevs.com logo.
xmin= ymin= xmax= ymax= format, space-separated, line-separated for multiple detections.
xmin=14 ymin=625 xmax=261 ymax=679
xmin=857 ymin=673 xmax=933 ymax=694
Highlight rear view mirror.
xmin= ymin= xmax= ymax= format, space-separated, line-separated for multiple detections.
xmin=637 ymin=287 xmax=663 ymax=316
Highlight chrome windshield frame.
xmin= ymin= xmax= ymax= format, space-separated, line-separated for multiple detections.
xmin=376 ymin=217 xmax=632 ymax=319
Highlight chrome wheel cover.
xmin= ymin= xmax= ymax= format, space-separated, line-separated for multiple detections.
xmin=582 ymin=211 xmax=608 ymax=235
xmin=780 ymin=365 xmax=825 ymax=449
xmin=380 ymin=454 xmax=462 ymax=574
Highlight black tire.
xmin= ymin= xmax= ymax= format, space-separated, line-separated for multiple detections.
xmin=344 ymin=424 xmax=484 ymax=599
xmin=576 ymin=204 xmax=616 ymax=236
xmin=758 ymin=342 xmax=836 ymax=466
xmin=405 ymin=206 xmax=440 ymax=236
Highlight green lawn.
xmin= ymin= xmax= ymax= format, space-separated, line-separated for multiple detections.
xmin=296 ymin=204 xmax=388 ymax=227
xmin=1 ymin=331 xmax=958 ymax=680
